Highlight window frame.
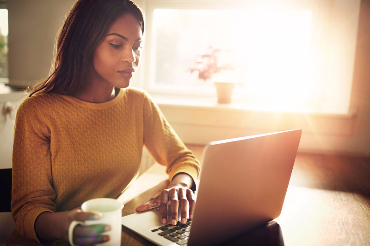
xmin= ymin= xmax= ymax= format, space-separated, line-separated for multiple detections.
xmin=136 ymin=0 xmax=360 ymax=114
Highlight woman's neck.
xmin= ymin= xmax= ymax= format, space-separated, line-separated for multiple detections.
xmin=75 ymin=84 xmax=117 ymax=103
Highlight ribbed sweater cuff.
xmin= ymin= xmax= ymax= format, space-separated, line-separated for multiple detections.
xmin=169 ymin=165 xmax=199 ymax=191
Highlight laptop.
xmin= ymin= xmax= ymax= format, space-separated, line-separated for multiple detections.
xmin=121 ymin=129 xmax=302 ymax=246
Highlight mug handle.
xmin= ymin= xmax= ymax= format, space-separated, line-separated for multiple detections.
xmin=68 ymin=220 xmax=83 ymax=246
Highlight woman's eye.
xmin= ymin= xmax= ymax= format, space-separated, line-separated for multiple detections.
xmin=109 ymin=43 xmax=122 ymax=49
xmin=133 ymin=46 xmax=142 ymax=53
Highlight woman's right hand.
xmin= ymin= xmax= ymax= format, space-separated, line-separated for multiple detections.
xmin=65 ymin=208 xmax=111 ymax=245
xmin=35 ymin=208 xmax=111 ymax=245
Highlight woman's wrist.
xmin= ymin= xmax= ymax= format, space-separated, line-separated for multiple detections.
xmin=169 ymin=173 xmax=194 ymax=189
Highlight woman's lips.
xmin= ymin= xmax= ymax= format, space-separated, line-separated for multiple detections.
xmin=118 ymin=68 xmax=135 ymax=78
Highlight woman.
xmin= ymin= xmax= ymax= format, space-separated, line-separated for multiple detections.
xmin=9 ymin=0 xmax=200 ymax=245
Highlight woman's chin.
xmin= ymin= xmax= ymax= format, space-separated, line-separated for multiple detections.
xmin=114 ymin=80 xmax=131 ymax=89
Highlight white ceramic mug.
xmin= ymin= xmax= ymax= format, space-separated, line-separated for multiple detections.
xmin=68 ymin=198 xmax=123 ymax=246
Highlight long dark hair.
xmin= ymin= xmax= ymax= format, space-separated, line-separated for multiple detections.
xmin=28 ymin=0 xmax=144 ymax=97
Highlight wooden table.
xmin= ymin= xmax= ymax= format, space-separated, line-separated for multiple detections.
xmin=118 ymin=145 xmax=370 ymax=246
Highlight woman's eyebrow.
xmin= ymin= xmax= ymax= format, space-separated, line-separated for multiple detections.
xmin=107 ymin=33 xmax=141 ymax=42
xmin=107 ymin=33 xmax=128 ymax=40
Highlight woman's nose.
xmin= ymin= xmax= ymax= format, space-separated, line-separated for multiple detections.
xmin=122 ymin=48 xmax=135 ymax=63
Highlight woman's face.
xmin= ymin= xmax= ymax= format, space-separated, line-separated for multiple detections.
xmin=91 ymin=13 xmax=142 ymax=89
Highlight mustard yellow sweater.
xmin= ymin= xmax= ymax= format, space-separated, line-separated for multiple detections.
xmin=10 ymin=88 xmax=200 ymax=245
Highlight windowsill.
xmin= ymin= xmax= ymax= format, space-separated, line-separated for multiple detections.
xmin=150 ymin=93 xmax=357 ymax=119
xmin=149 ymin=92 xmax=357 ymax=142
xmin=0 ymin=82 xmax=26 ymax=102
xmin=0 ymin=81 xmax=25 ymax=94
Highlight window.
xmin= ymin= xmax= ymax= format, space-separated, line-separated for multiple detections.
xmin=150 ymin=9 xmax=313 ymax=104
xmin=0 ymin=8 xmax=7 ymax=82
xmin=139 ymin=0 xmax=361 ymax=114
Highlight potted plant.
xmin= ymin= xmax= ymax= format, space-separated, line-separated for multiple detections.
xmin=189 ymin=46 xmax=237 ymax=104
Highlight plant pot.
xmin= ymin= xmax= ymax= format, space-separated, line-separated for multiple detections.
xmin=214 ymin=81 xmax=236 ymax=104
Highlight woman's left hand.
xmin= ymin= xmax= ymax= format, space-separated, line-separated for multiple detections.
xmin=136 ymin=173 xmax=196 ymax=225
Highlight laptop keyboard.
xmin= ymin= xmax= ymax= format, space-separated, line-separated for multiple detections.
xmin=151 ymin=218 xmax=192 ymax=245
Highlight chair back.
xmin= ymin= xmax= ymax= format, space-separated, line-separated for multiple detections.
xmin=0 ymin=168 xmax=14 ymax=244
xmin=0 ymin=168 xmax=12 ymax=212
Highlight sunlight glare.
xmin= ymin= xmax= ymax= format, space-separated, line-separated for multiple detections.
xmin=233 ymin=10 xmax=313 ymax=108
xmin=152 ymin=7 xmax=316 ymax=112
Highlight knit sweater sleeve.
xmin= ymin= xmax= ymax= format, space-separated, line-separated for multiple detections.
xmin=142 ymin=92 xmax=200 ymax=187
xmin=11 ymin=96 xmax=56 ymax=243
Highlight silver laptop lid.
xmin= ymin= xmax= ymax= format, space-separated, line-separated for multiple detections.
xmin=188 ymin=129 xmax=302 ymax=246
